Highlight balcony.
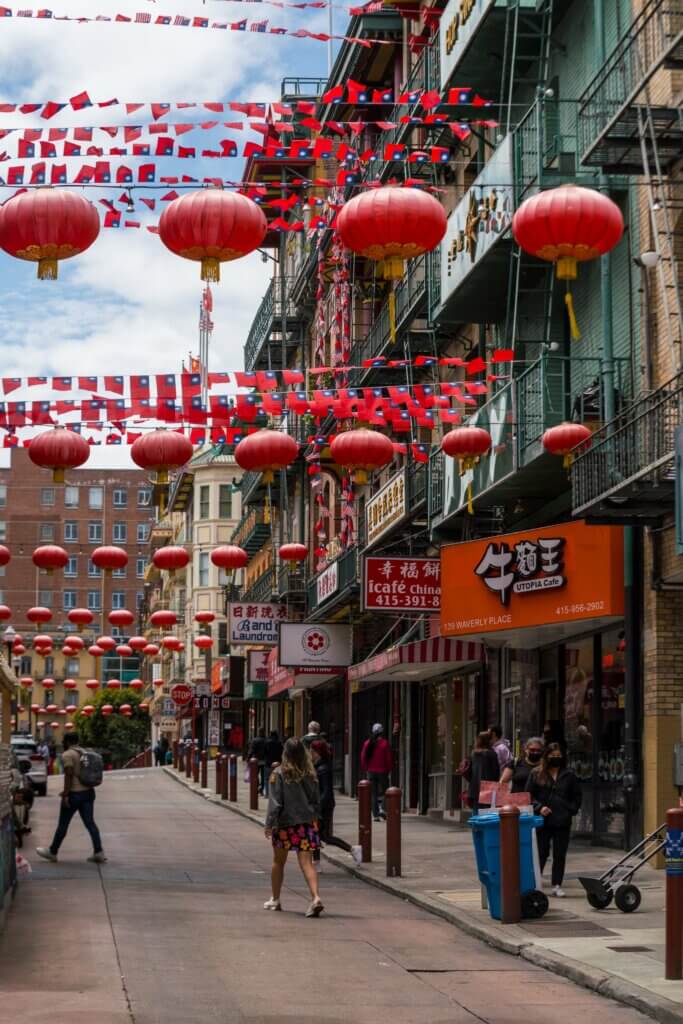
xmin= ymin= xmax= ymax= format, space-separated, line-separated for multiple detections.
xmin=243 ymin=279 xmax=300 ymax=372
xmin=514 ymin=97 xmax=600 ymax=203
xmin=280 ymin=78 xmax=327 ymax=102
xmin=578 ymin=0 xmax=683 ymax=173
xmin=241 ymin=566 xmax=277 ymax=604
xmin=430 ymin=352 xmax=634 ymax=531
xmin=571 ymin=367 xmax=683 ymax=524
xmin=306 ymin=546 xmax=360 ymax=620
xmin=277 ymin=563 xmax=307 ymax=602
xmin=230 ymin=507 xmax=272 ymax=556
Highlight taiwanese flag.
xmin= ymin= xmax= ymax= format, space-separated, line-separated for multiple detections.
xmin=322 ymin=84 xmax=343 ymax=104
xmin=431 ymin=146 xmax=450 ymax=164
xmin=384 ymin=144 xmax=407 ymax=161
xmin=155 ymin=137 xmax=174 ymax=157
xmin=132 ymin=143 xmax=151 ymax=157
xmin=69 ymin=91 xmax=92 ymax=111
xmin=414 ymin=354 xmax=438 ymax=367
xmin=155 ymin=14 xmax=171 ymax=24
xmin=492 ymin=348 xmax=514 ymax=363
xmin=74 ymin=128 xmax=93 ymax=142
xmin=439 ymin=409 xmax=461 ymax=424
xmin=151 ymin=103 xmax=171 ymax=120
xmin=181 ymin=373 xmax=201 ymax=398
xmin=388 ymin=385 xmax=410 ymax=403
xmin=420 ymin=89 xmax=442 ymax=111
xmin=73 ymin=166 xmax=95 ymax=184
xmin=94 ymin=162 xmax=111 ymax=183
xmin=106 ymin=433 xmax=123 ymax=445
xmin=261 ymin=393 xmax=283 ymax=416
xmin=55 ymin=400 xmax=75 ymax=414
xmin=411 ymin=443 xmax=429 ymax=463
xmin=2 ymin=378 xmax=21 ymax=394
xmin=7 ymin=168 xmax=24 ymax=186
xmin=466 ymin=356 xmax=487 ymax=375
xmin=27 ymin=376 xmax=47 ymax=386
xmin=389 ymin=409 xmax=412 ymax=433
xmin=105 ymin=375 xmax=124 ymax=394
xmin=184 ymin=396 xmax=207 ymax=423
xmin=52 ymin=377 xmax=72 ymax=391
xmin=30 ymin=401 xmax=53 ymax=425
xmin=7 ymin=402 xmax=26 ymax=426
xmin=282 ymin=369 xmax=304 ymax=386
xmin=234 ymin=394 xmax=259 ymax=421
xmin=81 ymin=399 xmax=104 ymax=420
xmin=107 ymin=398 xmax=130 ymax=419
xmin=104 ymin=211 xmax=120 ymax=229
xmin=18 ymin=140 xmax=35 ymax=158
xmin=63 ymin=142 xmax=81 ymax=157
xmin=116 ymin=166 xmax=133 ymax=184
xmin=156 ymin=399 xmax=178 ymax=422
xmin=210 ymin=394 xmax=232 ymax=422
xmin=130 ymin=375 xmax=150 ymax=400
xmin=234 ymin=371 xmax=256 ymax=388
xmin=286 ymin=391 xmax=309 ymax=415
xmin=255 ymin=371 xmax=278 ymax=392
xmin=50 ymin=165 xmax=67 ymax=185
xmin=156 ymin=373 xmax=177 ymax=399
xmin=39 ymin=141 xmax=57 ymax=158
xmin=372 ymin=87 xmax=393 ymax=104
xmin=178 ymin=147 xmax=196 ymax=159
xmin=192 ymin=16 xmax=209 ymax=27
xmin=347 ymin=79 xmax=369 ymax=104
xmin=447 ymin=88 xmax=472 ymax=105
xmin=413 ymin=385 xmax=435 ymax=408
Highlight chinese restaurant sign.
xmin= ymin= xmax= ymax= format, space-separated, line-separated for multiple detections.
xmin=363 ymin=557 xmax=441 ymax=612
xmin=440 ymin=522 xmax=624 ymax=636
xmin=366 ymin=469 xmax=407 ymax=547
xmin=227 ymin=602 xmax=286 ymax=645
xmin=247 ymin=649 xmax=269 ymax=684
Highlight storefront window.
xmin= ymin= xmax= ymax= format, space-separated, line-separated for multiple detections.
xmin=509 ymin=650 xmax=539 ymax=757
xmin=597 ymin=628 xmax=626 ymax=836
xmin=564 ymin=635 xmax=594 ymax=834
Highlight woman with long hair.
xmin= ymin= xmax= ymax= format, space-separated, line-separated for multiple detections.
xmin=526 ymin=741 xmax=582 ymax=898
xmin=467 ymin=731 xmax=500 ymax=815
xmin=264 ymin=737 xmax=324 ymax=917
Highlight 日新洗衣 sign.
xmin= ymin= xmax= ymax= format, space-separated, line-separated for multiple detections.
xmin=366 ymin=469 xmax=407 ymax=548
xmin=228 ymin=602 xmax=287 ymax=645
xmin=364 ymin=557 xmax=441 ymax=612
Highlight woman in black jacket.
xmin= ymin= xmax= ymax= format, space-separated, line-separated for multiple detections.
xmin=310 ymin=741 xmax=362 ymax=865
xmin=526 ymin=742 xmax=582 ymax=898
xmin=468 ymin=731 xmax=500 ymax=814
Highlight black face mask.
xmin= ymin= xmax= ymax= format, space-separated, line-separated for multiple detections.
xmin=526 ymin=751 xmax=542 ymax=763
xmin=548 ymin=757 xmax=563 ymax=766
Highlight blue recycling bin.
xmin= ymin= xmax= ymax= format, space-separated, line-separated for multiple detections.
xmin=468 ymin=811 xmax=545 ymax=920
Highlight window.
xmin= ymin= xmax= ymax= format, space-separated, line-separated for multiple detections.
xmin=113 ymin=566 xmax=127 ymax=578
xmin=39 ymin=523 xmax=55 ymax=542
xmin=137 ymin=522 xmax=150 ymax=543
xmin=136 ymin=591 xmax=144 ymax=609
xmin=38 ymin=589 xmax=53 ymax=608
xmin=88 ymin=520 xmax=102 ymax=543
xmin=88 ymin=559 xmax=102 ymax=578
xmin=218 ymin=621 xmax=228 ymax=655
xmin=43 ymin=656 xmax=54 ymax=676
xmin=111 ymin=625 xmax=123 ymax=639
xmin=64 ymin=486 xmax=79 ymax=508
xmin=113 ymin=522 xmax=127 ymax=543
xmin=112 ymin=591 xmax=126 ymax=610
xmin=89 ymin=486 xmax=103 ymax=510
xmin=40 ymin=488 xmax=55 ymax=507
xmin=66 ymin=657 xmax=80 ymax=676
xmin=63 ymin=590 xmax=77 ymax=610
xmin=199 ymin=551 xmax=209 ymax=587
xmin=0 ymin=485 xmax=6 ymax=508
xmin=113 ymin=488 xmax=128 ymax=508
xmin=0 ymin=522 xmax=6 ymax=542
xmin=87 ymin=590 xmax=101 ymax=611
xmin=218 ymin=484 xmax=233 ymax=519
xmin=65 ymin=556 xmax=78 ymax=577
xmin=136 ymin=558 xmax=146 ymax=578
xmin=199 ymin=485 xmax=210 ymax=519
xmin=137 ymin=488 xmax=152 ymax=507
xmin=19 ymin=655 xmax=32 ymax=676
xmin=64 ymin=521 xmax=78 ymax=543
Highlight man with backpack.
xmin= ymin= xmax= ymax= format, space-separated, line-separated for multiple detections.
xmin=36 ymin=731 xmax=106 ymax=864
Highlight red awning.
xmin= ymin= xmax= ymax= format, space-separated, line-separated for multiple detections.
xmin=348 ymin=637 xmax=483 ymax=684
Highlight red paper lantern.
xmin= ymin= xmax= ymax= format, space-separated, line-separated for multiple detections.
xmin=66 ymin=635 xmax=84 ymax=651
xmin=129 ymin=636 xmax=147 ymax=651
xmin=65 ymin=704 xmax=77 ymax=714
xmin=108 ymin=609 xmax=135 ymax=628
xmin=63 ymin=679 xmax=77 ymax=690
xmin=153 ymin=545 xmax=190 ymax=575
xmin=20 ymin=677 xmax=33 ymax=689
xmin=46 ymin=703 xmax=58 ymax=713
xmin=32 ymin=544 xmax=69 ymax=575
xmin=31 ymin=703 xmax=40 ymax=713
xmin=68 ymin=608 xmax=94 ymax=630
xmin=101 ymin=704 xmax=114 ymax=716
xmin=194 ymin=635 xmax=213 ymax=650
xmin=139 ymin=702 xmax=149 ymax=712
xmin=442 ymin=427 xmax=492 ymax=468
xmin=120 ymin=703 xmax=132 ymax=715
xmin=130 ymin=428 xmax=193 ymax=484
xmin=57 ymin=708 xmax=67 ymax=716
xmin=211 ymin=545 xmax=248 ymax=570
xmin=279 ymin=543 xmax=308 ymax=563
xmin=0 ymin=604 xmax=11 ymax=621
xmin=234 ymin=429 xmax=298 ymax=484
xmin=42 ymin=679 xmax=56 ymax=689
xmin=116 ymin=644 xmax=133 ymax=657
xmin=50 ymin=721 xmax=60 ymax=729
xmin=95 ymin=635 xmax=116 ymax=651
xmin=194 ymin=611 xmax=215 ymax=624
xmin=88 ymin=645 xmax=104 ymax=658
xmin=33 ymin=635 xmax=53 ymax=649
xmin=0 ymin=547 xmax=10 ymax=568
xmin=85 ymin=679 xmax=99 ymax=690
xmin=92 ymin=546 xmax=128 ymax=575
xmin=12 ymin=644 xmax=26 ymax=655
xmin=0 ymin=188 xmax=100 ymax=280
xmin=159 ymin=189 xmax=267 ymax=282
xmin=144 ymin=643 xmax=160 ymax=657
xmin=153 ymin=679 xmax=164 ymax=688
xmin=542 ymin=422 xmax=593 ymax=468
xmin=162 ymin=635 xmax=182 ymax=651
xmin=107 ymin=679 xmax=121 ymax=689
xmin=82 ymin=704 xmax=95 ymax=715
xmin=28 ymin=426 xmax=90 ymax=482
xmin=330 ymin=428 xmax=395 ymax=485
xmin=336 ymin=187 xmax=447 ymax=280
xmin=27 ymin=606 xmax=52 ymax=626
xmin=149 ymin=609 xmax=177 ymax=629
xmin=129 ymin=679 xmax=144 ymax=691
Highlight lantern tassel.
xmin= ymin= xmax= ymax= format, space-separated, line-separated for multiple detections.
xmin=388 ymin=290 xmax=396 ymax=344
xmin=562 ymin=453 xmax=573 ymax=471
xmin=264 ymin=482 xmax=272 ymax=525
xmin=37 ymin=258 xmax=58 ymax=281
xmin=200 ymin=257 xmax=220 ymax=283
xmin=466 ymin=481 xmax=474 ymax=515
xmin=565 ymin=288 xmax=581 ymax=341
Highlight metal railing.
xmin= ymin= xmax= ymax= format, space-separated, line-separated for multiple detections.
xmin=513 ymin=97 xmax=587 ymax=201
xmin=578 ymin=0 xmax=683 ymax=162
xmin=280 ymin=78 xmax=328 ymax=99
xmin=277 ymin=563 xmax=307 ymax=598
xmin=230 ymin=506 xmax=272 ymax=549
xmin=428 ymin=448 xmax=444 ymax=523
xmin=241 ymin=567 xmax=276 ymax=604
xmin=243 ymin=279 xmax=298 ymax=371
xmin=408 ymin=460 xmax=427 ymax=507
xmin=572 ymin=366 xmax=683 ymax=514
xmin=306 ymin=546 xmax=359 ymax=613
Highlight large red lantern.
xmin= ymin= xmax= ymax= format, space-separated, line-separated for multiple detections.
xmin=85 ymin=679 xmax=99 ymax=690
xmin=32 ymin=544 xmax=69 ymax=575
xmin=143 ymin=643 xmax=160 ymax=657
xmin=442 ymin=427 xmax=492 ymax=514
xmin=194 ymin=611 xmax=215 ymax=624
xmin=128 ymin=636 xmax=147 ymax=651
xmin=116 ymin=644 xmax=133 ymax=658
xmin=0 ymin=188 xmax=100 ymax=280
xmin=152 ymin=546 xmax=189 ymax=576
xmin=68 ymin=607 xmax=94 ymax=631
xmin=149 ymin=609 xmax=177 ymax=629
xmin=28 ymin=426 xmax=90 ymax=482
xmin=194 ymin=634 xmax=213 ymax=650
xmin=210 ymin=545 xmax=248 ymax=570
xmin=330 ymin=429 xmax=394 ymax=485
xmin=279 ymin=543 xmax=308 ymax=563
xmin=542 ymin=422 xmax=592 ymax=468
xmin=66 ymin=635 xmax=84 ymax=651
xmin=88 ymin=645 xmax=104 ymax=658
xmin=107 ymin=679 xmax=121 ymax=689
xmin=235 ymin=429 xmax=298 ymax=484
xmin=92 ymin=546 xmax=128 ymax=575
xmin=27 ymin=607 xmax=52 ymax=626
xmin=512 ymin=185 xmax=624 ymax=340
xmin=0 ymin=547 xmax=10 ymax=568
xmin=0 ymin=605 xmax=11 ymax=621
xmin=101 ymin=704 xmax=114 ymax=716
xmin=129 ymin=679 xmax=144 ymax=691
xmin=95 ymin=635 xmax=116 ymax=651
xmin=108 ymin=609 xmax=135 ymax=629
xmin=131 ymin=429 xmax=193 ymax=484
xmin=158 ymin=189 xmax=267 ymax=282
xmin=63 ymin=679 xmax=77 ymax=690
xmin=162 ymin=635 xmax=182 ymax=652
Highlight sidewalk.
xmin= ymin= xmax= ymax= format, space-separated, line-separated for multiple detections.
xmin=166 ymin=763 xmax=683 ymax=1024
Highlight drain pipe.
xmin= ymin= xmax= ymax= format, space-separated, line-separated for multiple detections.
xmin=594 ymin=0 xmax=616 ymax=424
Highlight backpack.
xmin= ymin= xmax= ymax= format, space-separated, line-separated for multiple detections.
xmin=76 ymin=747 xmax=104 ymax=788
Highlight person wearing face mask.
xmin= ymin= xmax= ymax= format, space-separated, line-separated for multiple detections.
xmin=525 ymin=742 xmax=582 ymax=897
xmin=500 ymin=737 xmax=544 ymax=792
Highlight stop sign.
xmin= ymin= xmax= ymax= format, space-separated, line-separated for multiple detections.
xmin=170 ymin=683 xmax=193 ymax=707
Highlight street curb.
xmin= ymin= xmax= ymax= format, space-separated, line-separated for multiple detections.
xmin=164 ymin=768 xmax=683 ymax=1024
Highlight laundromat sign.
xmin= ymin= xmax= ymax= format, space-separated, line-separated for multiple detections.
xmin=441 ymin=521 xmax=624 ymax=636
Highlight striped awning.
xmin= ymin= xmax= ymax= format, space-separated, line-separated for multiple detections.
xmin=348 ymin=637 xmax=483 ymax=685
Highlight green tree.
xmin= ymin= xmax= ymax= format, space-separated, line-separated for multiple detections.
xmin=74 ymin=688 xmax=150 ymax=767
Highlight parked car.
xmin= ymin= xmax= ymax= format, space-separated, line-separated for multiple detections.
xmin=11 ymin=734 xmax=48 ymax=796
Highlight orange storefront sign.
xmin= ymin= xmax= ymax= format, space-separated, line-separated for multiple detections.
xmin=440 ymin=521 xmax=624 ymax=637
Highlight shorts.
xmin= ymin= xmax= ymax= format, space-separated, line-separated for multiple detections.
xmin=271 ymin=823 xmax=320 ymax=852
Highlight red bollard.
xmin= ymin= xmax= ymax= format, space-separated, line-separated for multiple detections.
xmin=201 ymin=750 xmax=208 ymax=789
xmin=185 ymin=744 xmax=192 ymax=779
xmin=499 ymin=804 xmax=522 ymax=924
xmin=358 ymin=779 xmax=372 ymax=863
xmin=173 ymin=741 xmax=178 ymax=770
xmin=221 ymin=755 xmax=229 ymax=800
xmin=215 ymin=755 xmax=223 ymax=795
xmin=665 ymin=807 xmax=683 ymax=979
xmin=229 ymin=754 xmax=237 ymax=802
xmin=385 ymin=787 xmax=401 ymax=877
xmin=249 ymin=757 xmax=259 ymax=810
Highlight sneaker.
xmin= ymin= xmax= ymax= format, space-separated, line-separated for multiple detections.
xmin=263 ymin=897 xmax=281 ymax=911
xmin=551 ymin=885 xmax=566 ymax=898
xmin=305 ymin=897 xmax=324 ymax=918
xmin=351 ymin=845 xmax=363 ymax=866
xmin=36 ymin=847 xmax=57 ymax=862
xmin=87 ymin=852 xmax=108 ymax=864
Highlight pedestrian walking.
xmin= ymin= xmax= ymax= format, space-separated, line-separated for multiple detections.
xmin=36 ymin=731 xmax=106 ymax=864
xmin=153 ymin=741 xmax=162 ymax=767
xmin=302 ymin=720 xmax=321 ymax=748
xmin=247 ymin=730 xmax=267 ymax=794
xmin=500 ymin=736 xmax=544 ymax=792
xmin=310 ymin=739 xmax=362 ymax=865
xmin=264 ymin=730 xmax=283 ymax=795
xmin=264 ymin=738 xmax=324 ymax=917
xmin=489 ymin=724 xmax=513 ymax=772
xmin=360 ymin=723 xmax=393 ymax=822
xmin=526 ymin=742 xmax=582 ymax=897
xmin=468 ymin=731 xmax=500 ymax=814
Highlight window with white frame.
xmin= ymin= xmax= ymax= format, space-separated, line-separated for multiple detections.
xmin=0 ymin=522 xmax=6 ymax=542
xmin=67 ymin=657 xmax=80 ymax=675
xmin=112 ymin=591 xmax=126 ymax=609
xmin=137 ymin=522 xmax=150 ymax=543
xmin=113 ymin=488 xmax=128 ymax=508
xmin=88 ymin=559 xmax=102 ymax=578
xmin=39 ymin=523 xmax=55 ymax=542
xmin=65 ymin=556 xmax=78 ymax=577
xmin=89 ymin=486 xmax=103 ymax=510
xmin=113 ymin=565 xmax=127 ymax=578
xmin=136 ymin=590 xmax=144 ymax=609
xmin=40 ymin=488 xmax=55 ymax=507
xmin=136 ymin=558 xmax=146 ymax=577
xmin=88 ymin=520 xmax=102 ymax=543
xmin=199 ymin=551 xmax=209 ymax=587
xmin=218 ymin=484 xmax=233 ymax=519
xmin=64 ymin=485 xmax=79 ymax=508
xmin=0 ymin=485 xmax=6 ymax=508
xmin=87 ymin=590 xmax=101 ymax=611
xmin=64 ymin=521 xmax=78 ymax=543
xmin=137 ymin=488 xmax=152 ymax=507
xmin=38 ymin=589 xmax=53 ymax=607
xmin=63 ymin=590 xmax=77 ymax=610
xmin=113 ymin=521 xmax=127 ymax=543
xmin=199 ymin=485 xmax=210 ymax=520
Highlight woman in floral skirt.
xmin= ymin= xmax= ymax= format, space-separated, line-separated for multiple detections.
xmin=264 ymin=737 xmax=324 ymax=917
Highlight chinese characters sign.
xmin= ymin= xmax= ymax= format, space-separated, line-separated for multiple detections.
xmin=227 ymin=602 xmax=286 ymax=645
xmin=366 ymin=469 xmax=407 ymax=547
xmin=316 ymin=560 xmax=339 ymax=605
xmin=364 ymin=557 xmax=441 ymax=612
xmin=440 ymin=522 xmax=624 ymax=638
xmin=247 ymin=649 xmax=269 ymax=684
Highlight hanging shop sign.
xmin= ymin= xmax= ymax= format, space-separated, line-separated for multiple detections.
xmin=279 ymin=622 xmax=352 ymax=668
xmin=160 ymin=716 xmax=177 ymax=731
xmin=227 ymin=602 xmax=286 ymax=645
xmin=363 ymin=556 xmax=441 ymax=612
xmin=247 ymin=649 xmax=270 ymax=685
xmin=439 ymin=135 xmax=513 ymax=312
xmin=366 ymin=468 xmax=407 ymax=548
xmin=316 ymin=560 xmax=339 ymax=605
xmin=440 ymin=0 xmax=495 ymax=89
xmin=440 ymin=521 xmax=624 ymax=638
xmin=208 ymin=710 xmax=221 ymax=747
xmin=193 ymin=693 xmax=233 ymax=711
xmin=266 ymin=646 xmax=336 ymax=698
xmin=244 ymin=682 xmax=268 ymax=700
xmin=211 ymin=659 xmax=224 ymax=695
